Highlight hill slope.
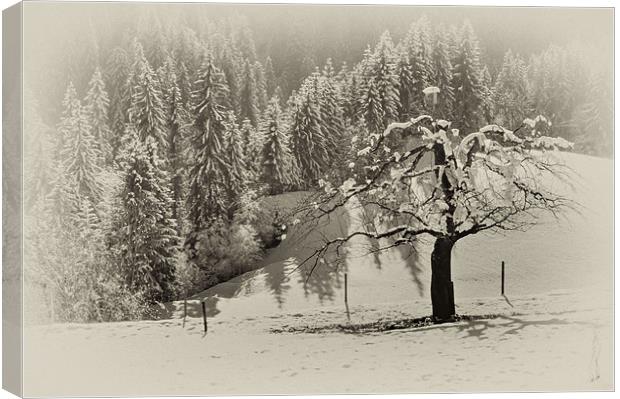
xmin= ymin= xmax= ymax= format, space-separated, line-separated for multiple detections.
xmin=162 ymin=152 xmax=612 ymax=320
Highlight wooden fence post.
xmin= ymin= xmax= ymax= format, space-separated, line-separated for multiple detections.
xmin=344 ymin=273 xmax=351 ymax=321
xmin=501 ymin=261 xmax=505 ymax=295
xmin=344 ymin=273 xmax=348 ymax=304
xmin=201 ymin=300 xmax=207 ymax=334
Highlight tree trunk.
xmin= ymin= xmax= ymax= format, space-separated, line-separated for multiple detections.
xmin=431 ymin=236 xmax=456 ymax=321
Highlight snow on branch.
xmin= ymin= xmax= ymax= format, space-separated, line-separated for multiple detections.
xmin=294 ymin=112 xmax=576 ymax=281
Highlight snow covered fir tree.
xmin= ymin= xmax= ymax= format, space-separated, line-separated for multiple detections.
xmin=12 ymin=4 xmax=613 ymax=395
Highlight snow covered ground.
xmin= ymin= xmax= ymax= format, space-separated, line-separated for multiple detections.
xmin=23 ymin=153 xmax=613 ymax=395
xmin=23 ymin=289 xmax=612 ymax=396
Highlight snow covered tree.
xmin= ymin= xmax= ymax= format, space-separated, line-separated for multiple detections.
xmin=576 ymin=72 xmax=612 ymax=157
xmin=254 ymin=60 xmax=269 ymax=112
xmin=57 ymin=81 xmax=82 ymax=155
xmin=232 ymin=19 xmax=258 ymax=62
xmin=289 ymin=81 xmax=328 ymax=186
xmin=111 ymin=131 xmax=179 ymax=303
xmin=238 ymin=118 xmax=263 ymax=180
xmin=430 ymin=27 xmax=455 ymax=118
xmin=360 ymin=31 xmax=400 ymax=136
xmin=46 ymin=159 xmax=79 ymax=228
xmin=452 ymin=21 xmax=484 ymax=130
xmin=264 ymin=56 xmax=277 ymax=98
xmin=273 ymin=86 xmax=285 ymax=108
xmin=492 ymin=50 xmax=530 ymax=128
xmin=336 ymin=61 xmax=357 ymax=121
xmin=222 ymin=111 xmax=247 ymax=219
xmin=316 ymin=62 xmax=346 ymax=164
xmin=84 ymin=67 xmax=113 ymax=164
xmin=480 ymin=66 xmax=495 ymax=124
xmin=105 ymin=47 xmax=131 ymax=160
xmin=239 ymin=59 xmax=260 ymax=127
xmin=186 ymin=57 xmax=230 ymax=253
xmin=129 ymin=54 xmax=168 ymax=153
xmin=302 ymin=114 xmax=574 ymax=321
xmin=58 ymin=82 xmax=103 ymax=206
xmin=160 ymin=57 xmax=190 ymax=235
xmin=127 ymin=39 xmax=149 ymax=106
xmin=177 ymin=61 xmax=194 ymax=110
xmin=527 ymin=45 xmax=589 ymax=142
xmin=217 ymin=43 xmax=242 ymax=114
xmin=395 ymin=48 xmax=415 ymax=120
xmin=260 ymin=95 xmax=298 ymax=194
xmin=400 ymin=18 xmax=434 ymax=116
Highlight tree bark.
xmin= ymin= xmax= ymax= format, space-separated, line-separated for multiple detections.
xmin=431 ymin=236 xmax=456 ymax=321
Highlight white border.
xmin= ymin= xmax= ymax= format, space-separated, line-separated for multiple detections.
xmin=0 ymin=1 xmax=616 ymax=399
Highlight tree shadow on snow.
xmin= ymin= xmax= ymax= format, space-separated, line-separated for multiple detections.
xmin=273 ymin=313 xmax=594 ymax=338
xmin=434 ymin=314 xmax=592 ymax=340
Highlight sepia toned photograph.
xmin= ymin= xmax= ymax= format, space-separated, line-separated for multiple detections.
xmin=2 ymin=1 xmax=614 ymax=397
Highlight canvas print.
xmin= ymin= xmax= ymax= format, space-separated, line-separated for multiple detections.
xmin=2 ymin=2 xmax=613 ymax=396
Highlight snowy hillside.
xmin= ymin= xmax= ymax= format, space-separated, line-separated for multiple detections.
xmin=160 ymin=152 xmax=612 ymax=321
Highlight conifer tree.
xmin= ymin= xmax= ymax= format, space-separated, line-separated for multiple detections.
xmin=529 ymin=47 xmax=578 ymax=134
xmin=260 ymin=96 xmax=297 ymax=194
xmin=336 ymin=61 xmax=356 ymax=121
xmin=431 ymin=28 xmax=455 ymax=118
xmin=492 ymin=50 xmax=530 ymax=127
xmin=452 ymin=21 xmax=484 ymax=130
xmin=58 ymin=82 xmax=103 ymax=206
xmin=218 ymin=44 xmax=242 ymax=114
xmin=577 ymin=72 xmax=612 ymax=157
xmin=187 ymin=58 xmax=230 ymax=247
xmin=174 ymin=27 xmax=203 ymax=76
xmin=177 ymin=61 xmax=193 ymax=110
xmin=273 ymin=86 xmax=285 ymax=108
xmin=254 ymin=61 xmax=269 ymax=112
xmin=233 ymin=20 xmax=258 ymax=62
xmin=127 ymin=39 xmax=150 ymax=107
xmin=57 ymin=81 xmax=82 ymax=155
xmin=401 ymin=19 xmax=434 ymax=115
xmin=480 ymin=65 xmax=495 ymax=124
xmin=129 ymin=55 xmax=168 ymax=153
xmin=239 ymin=59 xmax=260 ymax=127
xmin=354 ymin=46 xmax=374 ymax=116
xmin=319 ymin=61 xmax=346 ymax=163
xmin=222 ymin=112 xmax=248 ymax=219
xmin=395 ymin=47 xmax=414 ymax=119
xmin=264 ymin=56 xmax=277 ymax=98
xmin=84 ymin=67 xmax=113 ymax=164
xmin=360 ymin=31 xmax=400 ymax=137
xmin=240 ymin=118 xmax=263 ymax=180
xmin=161 ymin=57 xmax=190 ymax=235
xmin=46 ymin=159 xmax=79 ymax=226
xmin=147 ymin=26 xmax=169 ymax=70
xmin=112 ymin=131 xmax=179 ymax=303
xmin=447 ymin=25 xmax=461 ymax=64
xmin=105 ymin=47 xmax=131 ymax=160
xmin=289 ymin=85 xmax=328 ymax=185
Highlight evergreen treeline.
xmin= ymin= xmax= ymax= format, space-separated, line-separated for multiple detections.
xmin=24 ymin=16 xmax=611 ymax=322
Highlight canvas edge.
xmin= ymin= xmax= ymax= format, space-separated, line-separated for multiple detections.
xmin=2 ymin=1 xmax=23 ymax=397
